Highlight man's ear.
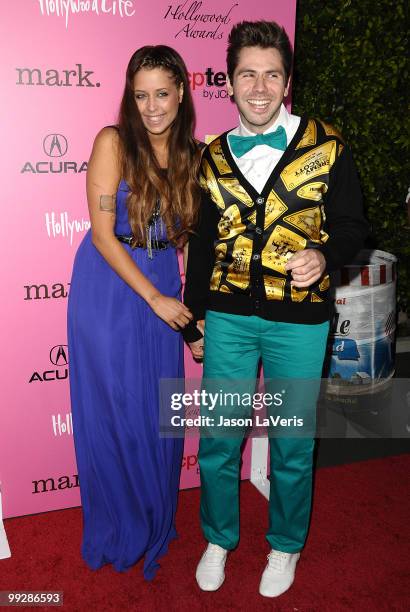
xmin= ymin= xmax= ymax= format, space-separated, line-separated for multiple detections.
xmin=226 ymin=75 xmax=234 ymax=97
xmin=284 ymin=76 xmax=291 ymax=98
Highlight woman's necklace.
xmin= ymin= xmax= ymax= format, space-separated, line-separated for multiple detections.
xmin=146 ymin=198 xmax=164 ymax=259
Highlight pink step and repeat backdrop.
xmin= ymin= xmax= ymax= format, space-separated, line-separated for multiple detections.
xmin=1 ymin=0 xmax=296 ymax=518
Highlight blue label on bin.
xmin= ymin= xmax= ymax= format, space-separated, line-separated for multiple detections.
xmin=329 ymin=330 xmax=394 ymax=382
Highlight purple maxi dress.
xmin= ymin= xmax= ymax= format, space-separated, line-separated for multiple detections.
xmin=68 ymin=179 xmax=184 ymax=579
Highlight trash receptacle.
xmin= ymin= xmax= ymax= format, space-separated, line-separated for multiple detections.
xmin=323 ymin=250 xmax=397 ymax=427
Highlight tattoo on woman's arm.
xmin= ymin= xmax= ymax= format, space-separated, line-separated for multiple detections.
xmin=99 ymin=195 xmax=116 ymax=212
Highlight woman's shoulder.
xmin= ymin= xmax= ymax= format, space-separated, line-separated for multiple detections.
xmin=87 ymin=127 xmax=122 ymax=180
xmin=91 ymin=126 xmax=122 ymax=162
xmin=94 ymin=125 xmax=120 ymax=145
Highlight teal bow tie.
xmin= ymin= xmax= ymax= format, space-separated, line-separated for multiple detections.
xmin=229 ymin=126 xmax=287 ymax=158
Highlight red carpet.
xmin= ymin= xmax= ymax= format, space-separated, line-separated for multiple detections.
xmin=1 ymin=455 xmax=409 ymax=611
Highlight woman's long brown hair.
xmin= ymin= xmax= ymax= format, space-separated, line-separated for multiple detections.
xmin=118 ymin=45 xmax=201 ymax=247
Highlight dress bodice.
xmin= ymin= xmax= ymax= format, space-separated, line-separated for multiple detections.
xmin=113 ymin=179 xmax=134 ymax=236
xmin=114 ymin=179 xmax=167 ymax=242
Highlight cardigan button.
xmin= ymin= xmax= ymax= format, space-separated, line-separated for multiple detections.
xmin=255 ymin=227 xmax=263 ymax=235
xmin=256 ymin=197 xmax=264 ymax=205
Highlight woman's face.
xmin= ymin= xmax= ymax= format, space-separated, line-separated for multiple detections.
xmin=133 ymin=67 xmax=183 ymax=138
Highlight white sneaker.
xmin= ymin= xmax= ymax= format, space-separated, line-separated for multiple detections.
xmin=196 ymin=543 xmax=228 ymax=591
xmin=259 ymin=549 xmax=300 ymax=598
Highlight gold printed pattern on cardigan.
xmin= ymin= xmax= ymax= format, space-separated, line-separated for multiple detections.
xmin=297 ymin=182 xmax=328 ymax=202
xmin=264 ymin=276 xmax=286 ymax=300
xmin=202 ymin=159 xmax=225 ymax=209
xmin=310 ymin=291 xmax=323 ymax=302
xmin=319 ymin=275 xmax=330 ymax=292
xmin=280 ymin=141 xmax=337 ymax=191
xmin=311 ymin=293 xmax=323 ymax=302
xmin=218 ymin=204 xmax=246 ymax=240
xmin=283 ymin=206 xmax=323 ymax=241
xmin=209 ymin=139 xmax=232 ymax=175
xmin=202 ymin=121 xmax=341 ymax=301
xmin=210 ymin=267 xmax=222 ymax=290
xmin=291 ymin=285 xmax=308 ymax=302
xmin=218 ymin=178 xmax=254 ymax=207
xmin=249 ymin=190 xmax=288 ymax=229
xmin=320 ymin=121 xmax=345 ymax=142
xmin=210 ymin=243 xmax=227 ymax=290
xmin=262 ymin=226 xmax=307 ymax=275
xmin=226 ymin=235 xmax=252 ymax=289
xmin=295 ymin=119 xmax=317 ymax=149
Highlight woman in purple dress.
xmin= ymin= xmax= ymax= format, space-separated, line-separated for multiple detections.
xmin=67 ymin=46 xmax=200 ymax=580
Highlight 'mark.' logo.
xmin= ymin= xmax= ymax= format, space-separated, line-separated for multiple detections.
xmin=16 ymin=64 xmax=100 ymax=87
xmin=32 ymin=473 xmax=79 ymax=494
xmin=24 ymin=281 xmax=71 ymax=301
xmin=29 ymin=344 xmax=69 ymax=383
xmin=21 ymin=134 xmax=87 ymax=174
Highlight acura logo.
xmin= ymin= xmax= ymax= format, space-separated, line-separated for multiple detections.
xmin=43 ymin=134 xmax=68 ymax=158
xmin=50 ymin=345 xmax=69 ymax=366
xmin=21 ymin=134 xmax=86 ymax=174
xmin=28 ymin=344 xmax=69 ymax=383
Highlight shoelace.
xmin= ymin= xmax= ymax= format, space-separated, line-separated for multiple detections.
xmin=267 ymin=550 xmax=289 ymax=571
xmin=204 ymin=544 xmax=226 ymax=567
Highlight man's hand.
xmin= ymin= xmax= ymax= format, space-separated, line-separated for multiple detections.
xmin=285 ymin=249 xmax=326 ymax=288
xmin=188 ymin=320 xmax=205 ymax=360
xmin=189 ymin=339 xmax=204 ymax=360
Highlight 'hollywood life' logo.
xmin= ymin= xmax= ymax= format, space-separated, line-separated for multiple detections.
xmin=21 ymin=134 xmax=88 ymax=175
xmin=45 ymin=211 xmax=91 ymax=245
xmin=163 ymin=1 xmax=238 ymax=40
xmin=16 ymin=63 xmax=100 ymax=87
xmin=29 ymin=344 xmax=69 ymax=383
xmin=52 ymin=413 xmax=73 ymax=437
xmin=37 ymin=0 xmax=136 ymax=29
xmin=188 ymin=67 xmax=229 ymax=100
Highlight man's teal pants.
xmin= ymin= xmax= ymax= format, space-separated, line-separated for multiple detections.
xmin=199 ymin=311 xmax=329 ymax=552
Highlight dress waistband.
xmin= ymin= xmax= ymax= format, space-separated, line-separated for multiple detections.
xmin=115 ymin=234 xmax=169 ymax=250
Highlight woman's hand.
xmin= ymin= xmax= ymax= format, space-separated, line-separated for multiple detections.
xmin=149 ymin=294 xmax=193 ymax=330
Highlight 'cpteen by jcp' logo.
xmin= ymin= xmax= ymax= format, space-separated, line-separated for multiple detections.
xmin=188 ymin=68 xmax=228 ymax=100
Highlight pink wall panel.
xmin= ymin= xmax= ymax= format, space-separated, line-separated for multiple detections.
xmin=0 ymin=0 xmax=296 ymax=518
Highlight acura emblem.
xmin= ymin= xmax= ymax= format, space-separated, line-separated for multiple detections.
xmin=50 ymin=345 xmax=69 ymax=366
xmin=43 ymin=134 xmax=68 ymax=158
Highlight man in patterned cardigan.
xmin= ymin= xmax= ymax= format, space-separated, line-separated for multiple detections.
xmin=182 ymin=20 xmax=368 ymax=598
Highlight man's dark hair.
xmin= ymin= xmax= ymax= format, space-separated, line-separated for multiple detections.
xmin=227 ymin=21 xmax=293 ymax=83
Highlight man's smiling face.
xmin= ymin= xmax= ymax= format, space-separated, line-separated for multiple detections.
xmin=227 ymin=46 xmax=290 ymax=134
